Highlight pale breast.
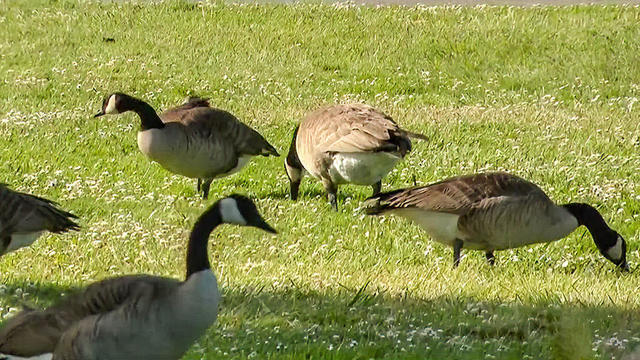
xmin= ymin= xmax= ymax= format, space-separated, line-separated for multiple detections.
xmin=137 ymin=127 xmax=236 ymax=179
xmin=165 ymin=270 xmax=220 ymax=342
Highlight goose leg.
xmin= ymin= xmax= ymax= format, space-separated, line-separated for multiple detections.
xmin=485 ymin=251 xmax=495 ymax=266
xmin=322 ymin=179 xmax=338 ymax=211
xmin=453 ymin=239 xmax=463 ymax=267
xmin=197 ymin=178 xmax=202 ymax=192
xmin=371 ymin=181 xmax=382 ymax=196
xmin=200 ymin=178 xmax=213 ymax=200
xmin=328 ymin=192 xmax=338 ymax=212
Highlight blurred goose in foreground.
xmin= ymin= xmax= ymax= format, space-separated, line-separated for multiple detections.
xmin=285 ymin=103 xmax=427 ymax=211
xmin=364 ymin=172 xmax=629 ymax=270
xmin=0 ymin=184 xmax=78 ymax=257
xmin=94 ymin=93 xmax=280 ymax=199
xmin=0 ymin=195 xmax=276 ymax=360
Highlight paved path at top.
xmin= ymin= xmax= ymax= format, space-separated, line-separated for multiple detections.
xmin=244 ymin=0 xmax=640 ymax=6
xmin=357 ymin=0 xmax=640 ymax=5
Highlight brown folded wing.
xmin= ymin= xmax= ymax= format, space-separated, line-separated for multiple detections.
xmin=299 ymin=104 xmax=411 ymax=156
xmin=161 ymin=104 xmax=278 ymax=158
xmin=371 ymin=172 xmax=548 ymax=216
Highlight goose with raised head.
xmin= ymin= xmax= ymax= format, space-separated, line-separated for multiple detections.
xmin=284 ymin=104 xmax=427 ymax=211
xmin=94 ymin=93 xmax=280 ymax=199
xmin=0 ymin=195 xmax=276 ymax=360
xmin=0 ymin=184 xmax=79 ymax=257
xmin=364 ymin=172 xmax=629 ymax=270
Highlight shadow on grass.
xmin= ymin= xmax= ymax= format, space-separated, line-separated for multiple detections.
xmin=2 ymin=281 xmax=638 ymax=359
xmin=258 ymin=188 xmax=327 ymax=201
xmin=192 ymin=286 xmax=640 ymax=359
xmin=0 ymin=280 xmax=78 ymax=311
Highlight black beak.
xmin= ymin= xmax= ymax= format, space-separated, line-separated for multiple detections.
xmin=620 ymin=260 xmax=630 ymax=272
xmin=94 ymin=111 xmax=105 ymax=118
xmin=253 ymin=218 xmax=277 ymax=234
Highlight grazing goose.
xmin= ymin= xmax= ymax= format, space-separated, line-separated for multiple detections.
xmin=94 ymin=93 xmax=280 ymax=199
xmin=364 ymin=172 xmax=629 ymax=270
xmin=0 ymin=184 xmax=79 ymax=257
xmin=284 ymin=104 xmax=427 ymax=211
xmin=0 ymin=195 xmax=276 ymax=360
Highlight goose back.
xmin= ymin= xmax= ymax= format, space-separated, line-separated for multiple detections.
xmin=367 ymin=172 xmax=580 ymax=251
xmin=296 ymin=104 xmax=411 ymax=182
xmin=137 ymin=103 xmax=278 ymax=180
xmin=0 ymin=275 xmax=182 ymax=357
xmin=369 ymin=172 xmax=547 ymax=215
xmin=162 ymin=102 xmax=278 ymax=158
xmin=52 ymin=272 xmax=218 ymax=360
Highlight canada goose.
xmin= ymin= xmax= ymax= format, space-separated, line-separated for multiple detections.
xmin=284 ymin=104 xmax=427 ymax=211
xmin=364 ymin=172 xmax=629 ymax=270
xmin=94 ymin=93 xmax=280 ymax=199
xmin=0 ymin=195 xmax=276 ymax=359
xmin=0 ymin=184 xmax=79 ymax=257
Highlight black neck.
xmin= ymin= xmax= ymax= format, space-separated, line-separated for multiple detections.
xmin=562 ymin=203 xmax=614 ymax=247
xmin=132 ymin=100 xmax=165 ymax=130
xmin=285 ymin=126 xmax=303 ymax=169
xmin=185 ymin=208 xmax=221 ymax=279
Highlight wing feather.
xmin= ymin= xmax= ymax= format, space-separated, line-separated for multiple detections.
xmin=161 ymin=106 xmax=278 ymax=158
xmin=366 ymin=172 xmax=548 ymax=216
xmin=0 ymin=185 xmax=79 ymax=236
xmin=302 ymin=104 xmax=408 ymax=154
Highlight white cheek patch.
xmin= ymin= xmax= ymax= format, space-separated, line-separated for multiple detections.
xmin=285 ymin=162 xmax=303 ymax=183
xmin=104 ymin=94 xmax=118 ymax=114
xmin=607 ymin=237 xmax=623 ymax=261
xmin=219 ymin=198 xmax=246 ymax=225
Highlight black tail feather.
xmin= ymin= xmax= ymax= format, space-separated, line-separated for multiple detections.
xmin=404 ymin=130 xmax=428 ymax=141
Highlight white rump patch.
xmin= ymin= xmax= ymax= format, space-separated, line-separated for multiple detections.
xmin=104 ymin=94 xmax=118 ymax=114
xmin=0 ymin=353 xmax=53 ymax=360
xmin=607 ymin=237 xmax=624 ymax=261
xmin=329 ymin=152 xmax=400 ymax=185
xmin=219 ymin=198 xmax=246 ymax=225
xmin=216 ymin=155 xmax=251 ymax=178
xmin=5 ymin=232 xmax=43 ymax=253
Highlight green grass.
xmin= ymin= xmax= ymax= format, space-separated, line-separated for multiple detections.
xmin=1 ymin=0 xmax=640 ymax=358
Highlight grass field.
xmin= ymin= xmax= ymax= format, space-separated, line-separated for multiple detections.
xmin=1 ymin=1 xmax=640 ymax=358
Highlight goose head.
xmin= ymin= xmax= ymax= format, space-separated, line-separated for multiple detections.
xmin=217 ymin=195 xmax=277 ymax=233
xmin=94 ymin=93 xmax=138 ymax=117
xmin=595 ymin=231 xmax=629 ymax=271
xmin=186 ymin=195 xmax=275 ymax=278
xmin=563 ymin=203 xmax=630 ymax=272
